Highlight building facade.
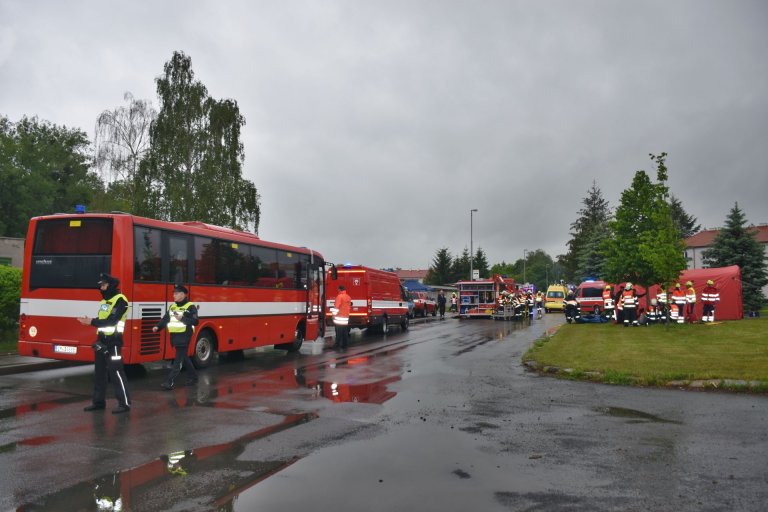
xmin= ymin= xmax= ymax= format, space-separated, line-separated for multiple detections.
xmin=0 ymin=237 xmax=24 ymax=268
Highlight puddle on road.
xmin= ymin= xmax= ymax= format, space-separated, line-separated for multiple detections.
xmin=228 ymin=422 xmax=609 ymax=511
xmin=0 ymin=434 xmax=59 ymax=453
xmin=0 ymin=395 xmax=84 ymax=420
xmin=15 ymin=412 xmax=316 ymax=511
xmin=595 ymin=406 xmax=683 ymax=425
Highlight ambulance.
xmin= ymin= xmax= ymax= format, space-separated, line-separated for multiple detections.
xmin=326 ymin=265 xmax=410 ymax=333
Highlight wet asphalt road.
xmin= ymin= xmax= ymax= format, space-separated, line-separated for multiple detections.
xmin=1 ymin=314 xmax=767 ymax=511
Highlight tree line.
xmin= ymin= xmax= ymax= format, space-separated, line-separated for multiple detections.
xmin=425 ymin=153 xmax=766 ymax=312
xmin=0 ymin=51 xmax=260 ymax=238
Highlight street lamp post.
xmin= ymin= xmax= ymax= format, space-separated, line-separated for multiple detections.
xmin=523 ymin=249 xmax=528 ymax=284
xmin=470 ymin=209 xmax=478 ymax=280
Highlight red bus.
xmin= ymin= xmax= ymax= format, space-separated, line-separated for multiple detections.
xmin=18 ymin=213 xmax=326 ymax=367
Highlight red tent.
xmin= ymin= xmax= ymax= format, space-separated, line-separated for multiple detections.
xmin=647 ymin=266 xmax=743 ymax=320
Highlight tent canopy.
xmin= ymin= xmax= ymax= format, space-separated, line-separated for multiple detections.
xmin=402 ymin=280 xmax=432 ymax=292
xmin=647 ymin=265 xmax=742 ymax=320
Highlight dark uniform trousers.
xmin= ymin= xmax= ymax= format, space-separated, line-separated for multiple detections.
xmin=166 ymin=335 xmax=198 ymax=385
xmin=93 ymin=341 xmax=131 ymax=408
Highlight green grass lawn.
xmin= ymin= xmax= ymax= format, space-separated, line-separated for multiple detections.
xmin=525 ymin=318 xmax=768 ymax=387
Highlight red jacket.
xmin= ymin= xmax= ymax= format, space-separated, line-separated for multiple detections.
xmin=334 ymin=291 xmax=352 ymax=320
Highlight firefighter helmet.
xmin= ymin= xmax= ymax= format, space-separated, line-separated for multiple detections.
xmin=707 ymin=279 xmax=714 ymax=286
xmin=605 ymin=285 xmax=611 ymax=290
xmin=625 ymin=282 xmax=632 ymax=289
xmin=675 ymin=282 xmax=681 ymax=288
xmin=686 ymin=280 xmax=693 ymax=287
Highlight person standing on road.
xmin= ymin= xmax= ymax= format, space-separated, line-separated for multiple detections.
xmin=450 ymin=292 xmax=457 ymax=313
xmin=331 ymin=285 xmax=352 ymax=349
xmin=437 ymin=290 xmax=447 ymax=319
xmin=153 ymin=285 xmax=199 ymax=390
xmin=701 ymin=279 xmax=720 ymax=322
xmin=77 ymin=273 xmax=131 ymax=414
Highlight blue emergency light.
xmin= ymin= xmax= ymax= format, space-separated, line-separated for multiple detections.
xmin=75 ymin=204 xmax=86 ymax=213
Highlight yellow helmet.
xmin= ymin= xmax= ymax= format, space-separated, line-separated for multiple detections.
xmin=707 ymin=279 xmax=714 ymax=286
xmin=686 ymin=280 xmax=693 ymax=287
xmin=675 ymin=283 xmax=681 ymax=288
xmin=605 ymin=285 xmax=611 ymax=290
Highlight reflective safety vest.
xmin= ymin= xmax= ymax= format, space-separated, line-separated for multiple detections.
xmin=657 ymin=292 xmax=667 ymax=304
xmin=672 ymin=289 xmax=686 ymax=305
xmin=621 ymin=290 xmax=637 ymax=308
xmin=602 ymin=289 xmax=614 ymax=308
xmin=168 ymin=302 xmax=195 ymax=333
xmin=686 ymin=287 xmax=697 ymax=304
xmin=97 ymin=293 xmax=128 ymax=336
xmin=702 ymin=286 xmax=720 ymax=304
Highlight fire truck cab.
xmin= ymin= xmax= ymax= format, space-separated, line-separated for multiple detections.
xmin=326 ymin=265 xmax=410 ymax=333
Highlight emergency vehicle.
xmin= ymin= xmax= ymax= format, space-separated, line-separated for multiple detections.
xmin=326 ymin=265 xmax=410 ymax=333
xmin=573 ymin=280 xmax=610 ymax=315
xmin=408 ymin=291 xmax=436 ymax=317
xmin=456 ymin=275 xmax=516 ymax=318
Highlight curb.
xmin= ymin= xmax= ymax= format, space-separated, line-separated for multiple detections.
xmin=0 ymin=359 xmax=84 ymax=376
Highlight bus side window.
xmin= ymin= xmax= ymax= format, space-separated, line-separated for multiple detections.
xmin=134 ymin=226 xmax=161 ymax=282
xmin=168 ymin=235 xmax=189 ymax=285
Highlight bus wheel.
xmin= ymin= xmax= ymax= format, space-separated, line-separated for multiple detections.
xmin=400 ymin=314 xmax=409 ymax=331
xmin=193 ymin=329 xmax=216 ymax=369
xmin=276 ymin=324 xmax=304 ymax=352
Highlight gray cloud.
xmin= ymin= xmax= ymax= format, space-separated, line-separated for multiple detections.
xmin=1 ymin=0 xmax=766 ymax=268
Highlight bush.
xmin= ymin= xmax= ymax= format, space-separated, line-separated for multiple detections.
xmin=0 ymin=265 xmax=22 ymax=333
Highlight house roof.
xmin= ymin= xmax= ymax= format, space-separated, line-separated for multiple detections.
xmin=685 ymin=225 xmax=768 ymax=248
xmin=394 ymin=269 xmax=429 ymax=280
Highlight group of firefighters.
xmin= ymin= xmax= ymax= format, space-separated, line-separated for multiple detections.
xmin=495 ymin=289 xmax=546 ymax=319
xmin=566 ymin=279 xmax=721 ymax=327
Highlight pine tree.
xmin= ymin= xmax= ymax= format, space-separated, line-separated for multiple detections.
xmin=576 ymin=223 xmax=609 ymax=281
xmin=473 ymin=247 xmax=489 ymax=279
xmin=425 ymin=247 xmax=453 ymax=285
xmin=563 ymin=181 xmax=611 ymax=282
xmin=702 ymin=203 xmax=768 ymax=313
xmin=669 ymin=194 xmax=701 ymax=240
xmin=451 ymin=248 xmax=471 ymax=282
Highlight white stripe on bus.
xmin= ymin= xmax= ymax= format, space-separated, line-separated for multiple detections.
xmin=20 ymin=298 xmax=307 ymax=319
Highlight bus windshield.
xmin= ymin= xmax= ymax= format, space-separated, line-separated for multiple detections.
xmin=29 ymin=218 xmax=113 ymax=289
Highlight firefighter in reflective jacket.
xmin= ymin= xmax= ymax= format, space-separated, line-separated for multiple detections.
xmin=656 ymin=288 xmax=669 ymax=323
xmin=78 ymin=273 xmax=131 ymax=414
xmin=154 ymin=285 xmax=199 ymax=390
xmin=685 ymin=280 xmax=697 ymax=323
xmin=671 ymin=283 xmax=687 ymax=324
xmin=621 ymin=283 xmax=639 ymax=327
xmin=331 ymin=285 xmax=352 ymax=349
xmin=602 ymin=285 xmax=615 ymax=321
xmin=701 ymin=279 xmax=720 ymax=322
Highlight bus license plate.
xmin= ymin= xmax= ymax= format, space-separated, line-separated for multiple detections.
xmin=54 ymin=345 xmax=77 ymax=355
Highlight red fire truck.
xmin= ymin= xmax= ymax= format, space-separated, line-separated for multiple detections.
xmin=326 ymin=265 xmax=410 ymax=333
xmin=456 ymin=275 xmax=516 ymax=318
xmin=18 ymin=213 xmax=326 ymax=367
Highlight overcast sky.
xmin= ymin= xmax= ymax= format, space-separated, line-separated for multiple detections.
xmin=1 ymin=1 xmax=766 ymax=269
